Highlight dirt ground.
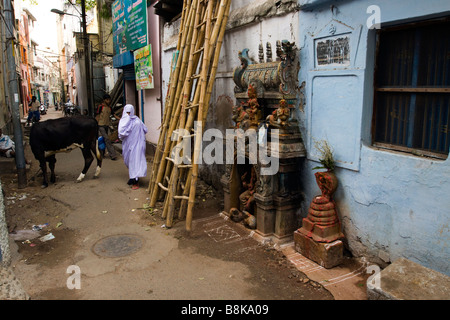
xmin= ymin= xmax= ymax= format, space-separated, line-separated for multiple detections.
xmin=1 ymin=109 xmax=334 ymax=301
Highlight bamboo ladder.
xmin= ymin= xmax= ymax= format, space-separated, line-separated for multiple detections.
xmin=162 ymin=0 xmax=208 ymax=225
xmin=148 ymin=0 xmax=206 ymax=209
xmin=147 ymin=0 xmax=232 ymax=231
xmin=147 ymin=0 xmax=192 ymax=197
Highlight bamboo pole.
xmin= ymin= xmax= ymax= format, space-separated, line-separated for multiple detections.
xmin=148 ymin=3 xmax=197 ymax=206
xmin=185 ymin=0 xmax=231 ymax=231
xmin=178 ymin=168 xmax=192 ymax=219
xmin=164 ymin=0 xmax=216 ymax=226
xmin=160 ymin=1 xmax=207 ymax=200
xmin=158 ymin=2 xmax=205 ymax=205
xmin=149 ymin=0 xmax=208 ymax=202
xmin=203 ymin=0 xmax=231 ymax=122
xmin=185 ymin=0 xmax=214 ymax=231
xmin=147 ymin=0 xmax=193 ymax=195
xmin=164 ymin=0 xmax=204 ymax=226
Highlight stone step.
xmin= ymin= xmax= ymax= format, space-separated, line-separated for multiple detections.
xmin=367 ymin=257 xmax=450 ymax=300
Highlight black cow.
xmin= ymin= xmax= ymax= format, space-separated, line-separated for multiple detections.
xmin=30 ymin=116 xmax=103 ymax=188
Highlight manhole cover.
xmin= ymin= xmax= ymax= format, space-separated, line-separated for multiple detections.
xmin=92 ymin=234 xmax=144 ymax=258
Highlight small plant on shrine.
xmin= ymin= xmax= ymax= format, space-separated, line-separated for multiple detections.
xmin=312 ymin=139 xmax=335 ymax=172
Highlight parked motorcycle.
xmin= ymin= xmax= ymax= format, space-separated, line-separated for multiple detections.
xmin=63 ymin=102 xmax=80 ymax=116
xmin=39 ymin=104 xmax=47 ymax=115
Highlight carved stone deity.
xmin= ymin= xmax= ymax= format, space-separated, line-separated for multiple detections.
xmin=239 ymin=167 xmax=257 ymax=214
xmin=243 ymin=84 xmax=262 ymax=129
xmin=231 ymin=104 xmax=249 ymax=129
xmin=267 ymin=98 xmax=291 ymax=129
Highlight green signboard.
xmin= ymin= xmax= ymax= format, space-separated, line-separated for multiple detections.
xmin=112 ymin=0 xmax=148 ymax=55
xmin=134 ymin=44 xmax=154 ymax=90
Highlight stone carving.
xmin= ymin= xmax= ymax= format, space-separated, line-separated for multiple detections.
xmin=243 ymin=84 xmax=263 ymax=129
xmin=231 ymin=104 xmax=249 ymax=129
xmin=267 ymin=98 xmax=291 ymax=129
xmin=266 ymin=42 xmax=272 ymax=62
xmin=256 ymin=168 xmax=272 ymax=197
xmin=239 ymin=166 xmax=257 ymax=214
xmin=278 ymin=40 xmax=299 ymax=96
xmin=234 ymin=48 xmax=256 ymax=93
xmin=233 ymin=40 xmax=299 ymax=96
xmin=230 ymin=208 xmax=256 ymax=229
xmin=298 ymin=171 xmax=344 ymax=243
xmin=259 ymin=43 xmax=264 ymax=63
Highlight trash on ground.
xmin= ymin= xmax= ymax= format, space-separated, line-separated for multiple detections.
xmin=56 ymin=222 xmax=63 ymax=228
xmin=9 ymin=230 xmax=41 ymax=241
xmin=32 ymin=223 xmax=49 ymax=231
xmin=39 ymin=233 xmax=55 ymax=242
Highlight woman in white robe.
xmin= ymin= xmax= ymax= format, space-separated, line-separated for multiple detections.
xmin=118 ymin=104 xmax=148 ymax=189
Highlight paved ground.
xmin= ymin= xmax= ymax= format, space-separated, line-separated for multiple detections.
xmin=1 ymin=108 xmax=368 ymax=303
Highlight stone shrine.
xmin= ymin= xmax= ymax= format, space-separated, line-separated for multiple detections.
xmin=221 ymin=40 xmax=306 ymax=244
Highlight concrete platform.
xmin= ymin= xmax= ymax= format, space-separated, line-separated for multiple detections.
xmin=281 ymin=244 xmax=368 ymax=300
xmin=367 ymin=257 xmax=450 ymax=300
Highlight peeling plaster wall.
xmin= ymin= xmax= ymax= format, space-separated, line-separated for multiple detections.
xmin=297 ymin=0 xmax=450 ymax=275
xmin=227 ymin=0 xmax=299 ymax=29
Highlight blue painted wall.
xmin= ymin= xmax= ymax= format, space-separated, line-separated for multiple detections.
xmin=297 ymin=0 xmax=450 ymax=275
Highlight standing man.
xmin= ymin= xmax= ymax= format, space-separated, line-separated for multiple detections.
xmin=26 ymin=96 xmax=40 ymax=126
xmin=96 ymin=94 xmax=119 ymax=160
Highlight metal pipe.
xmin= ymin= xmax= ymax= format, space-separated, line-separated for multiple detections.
xmin=3 ymin=0 xmax=27 ymax=188
xmin=81 ymin=0 xmax=93 ymax=117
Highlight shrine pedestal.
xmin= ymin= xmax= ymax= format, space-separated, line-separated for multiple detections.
xmin=294 ymin=230 xmax=343 ymax=269
xmin=254 ymin=193 xmax=300 ymax=243
xmin=294 ymin=171 xmax=344 ymax=268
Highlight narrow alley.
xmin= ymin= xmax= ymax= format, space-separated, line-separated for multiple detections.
xmin=1 ymin=0 xmax=449 ymax=305
xmin=1 ymin=109 xmax=350 ymax=302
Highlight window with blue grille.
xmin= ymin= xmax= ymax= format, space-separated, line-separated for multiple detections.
xmin=373 ymin=19 xmax=450 ymax=159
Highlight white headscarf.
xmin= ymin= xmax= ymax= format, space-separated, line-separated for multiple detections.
xmin=118 ymin=104 xmax=136 ymax=140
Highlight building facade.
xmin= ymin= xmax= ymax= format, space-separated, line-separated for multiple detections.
xmin=296 ymin=0 xmax=449 ymax=275
xmin=156 ymin=0 xmax=449 ymax=275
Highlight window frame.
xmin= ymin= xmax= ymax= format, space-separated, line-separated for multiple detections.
xmin=372 ymin=18 xmax=450 ymax=160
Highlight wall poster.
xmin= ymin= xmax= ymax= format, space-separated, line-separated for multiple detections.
xmin=112 ymin=0 xmax=148 ymax=55
xmin=134 ymin=44 xmax=154 ymax=90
